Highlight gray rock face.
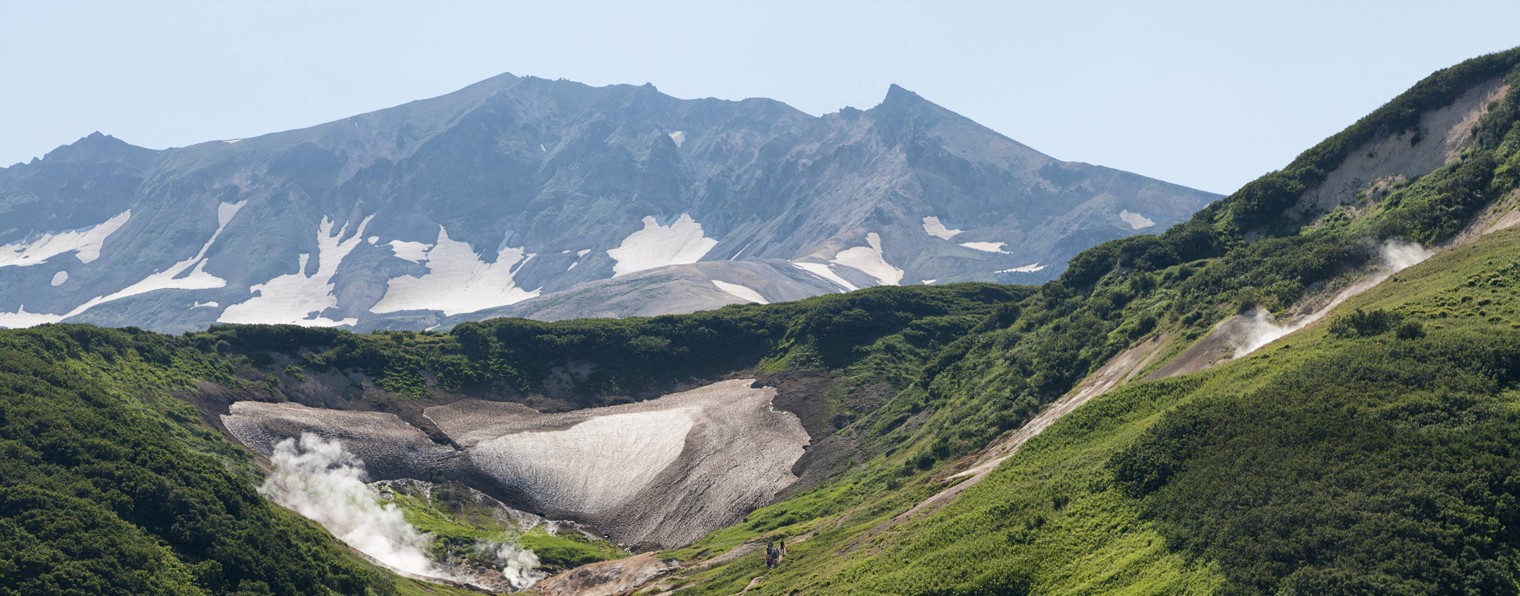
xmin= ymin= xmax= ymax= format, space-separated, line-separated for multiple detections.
xmin=0 ymin=75 xmax=1218 ymax=331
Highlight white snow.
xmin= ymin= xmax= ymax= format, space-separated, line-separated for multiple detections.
xmin=711 ymin=280 xmax=768 ymax=304
xmin=50 ymin=271 xmax=67 ymax=286
xmin=831 ymin=233 xmax=904 ymax=285
xmin=224 ymin=139 xmax=242 ymax=144
xmin=192 ymin=301 xmax=219 ymax=309
xmin=730 ymin=241 xmax=754 ymax=261
xmin=999 ymin=263 xmax=1046 ymax=273
xmin=921 ymin=216 xmax=963 ymax=240
xmin=371 ymin=226 xmax=539 ymax=316
xmin=566 ymin=261 xmax=578 ymax=271
xmin=0 ymin=306 xmax=64 ymax=328
xmin=923 ymin=279 xmax=937 ymax=285
xmin=470 ymin=409 xmax=695 ymax=515
xmin=1119 ymin=209 xmax=1156 ymax=230
xmin=387 ymin=240 xmax=431 ymax=264
xmin=219 ymin=214 xmax=371 ymax=327
xmin=667 ymin=131 xmax=686 ymax=147
xmin=576 ymin=249 xmax=590 ymax=258
xmin=56 ymin=201 xmax=246 ymax=321
xmin=607 ymin=214 xmax=718 ymax=277
xmin=792 ymin=262 xmax=858 ymax=292
xmin=367 ymin=236 xmax=379 ymax=244
xmin=960 ymin=241 xmax=1011 ymax=254
xmin=0 ymin=210 xmax=131 ymax=268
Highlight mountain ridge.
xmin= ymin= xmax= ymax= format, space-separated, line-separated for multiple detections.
xmin=0 ymin=75 xmax=1217 ymax=332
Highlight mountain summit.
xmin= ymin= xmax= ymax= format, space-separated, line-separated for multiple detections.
xmin=0 ymin=76 xmax=1218 ymax=331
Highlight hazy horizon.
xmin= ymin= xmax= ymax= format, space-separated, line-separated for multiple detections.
xmin=3 ymin=1 xmax=1519 ymax=194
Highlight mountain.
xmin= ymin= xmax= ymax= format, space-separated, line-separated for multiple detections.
xmin=4 ymin=48 xmax=1519 ymax=595
xmin=0 ymin=76 xmax=1217 ymax=332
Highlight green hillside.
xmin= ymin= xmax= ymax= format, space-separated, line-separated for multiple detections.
xmin=2 ymin=47 xmax=1519 ymax=595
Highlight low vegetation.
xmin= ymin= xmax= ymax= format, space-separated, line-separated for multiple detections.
xmin=2 ymin=47 xmax=1519 ymax=595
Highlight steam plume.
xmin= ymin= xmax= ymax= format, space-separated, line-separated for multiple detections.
xmin=1232 ymin=239 xmax=1431 ymax=358
xmin=259 ymin=433 xmax=451 ymax=580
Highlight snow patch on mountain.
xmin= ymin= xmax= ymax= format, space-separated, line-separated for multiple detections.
xmin=0 ymin=210 xmax=131 ymax=268
xmin=921 ymin=216 xmax=962 ymax=240
xmin=219 ymin=214 xmax=371 ymax=327
xmin=711 ymin=280 xmax=768 ymax=304
xmin=667 ymin=131 xmax=686 ymax=147
xmin=831 ymin=233 xmax=903 ymax=285
xmin=387 ymin=240 xmax=431 ymax=264
xmin=56 ymin=201 xmax=247 ymax=321
xmin=792 ymin=262 xmax=858 ymax=292
xmin=371 ymin=226 xmax=539 ymax=316
xmin=1120 ymin=209 xmax=1156 ymax=229
xmin=960 ymin=241 xmax=1010 ymax=254
xmin=607 ymin=214 xmax=718 ymax=277
xmin=999 ymin=263 xmax=1046 ymax=273
xmin=50 ymin=271 xmax=68 ymax=286
xmin=0 ymin=305 xmax=64 ymax=328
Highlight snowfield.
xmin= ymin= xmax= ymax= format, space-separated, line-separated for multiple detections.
xmin=711 ymin=280 xmax=769 ymax=304
xmin=0 ymin=210 xmax=131 ymax=268
xmin=371 ymin=225 xmax=539 ymax=316
xmin=999 ymin=263 xmax=1046 ymax=273
xmin=0 ymin=306 xmax=64 ymax=328
xmin=831 ymin=232 xmax=903 ymax=285
xmin=220 ymin=214 xmax=370 ymax=326
xmin=1119 ymin=209 xmax=1156 ymax=229
xmin=921 ymin=216 xmax=963 ymax=240
xmin=792 ymin=262 xmax=858 ymax=291
xmin=960 ymin=241 xmax=1011 ymax=254
xmin=223 ymin=379 xmax=808 ymax=548
xmin=607 ymin=214 xmax=718 ymax=277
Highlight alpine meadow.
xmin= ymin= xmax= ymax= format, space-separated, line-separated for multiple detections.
xmin=5 ymin=10 xmax=1520 ymax=596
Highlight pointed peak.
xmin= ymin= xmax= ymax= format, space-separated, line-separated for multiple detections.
xmin=39 ymin=131 xmax=147 ymax=163
xmin=874 ymin=83 xmax=944 ymax=116
xmin=884 ymin=83 xmax=919 ymax=101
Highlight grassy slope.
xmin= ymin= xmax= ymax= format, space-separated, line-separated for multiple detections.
xmin=3 ymin=48 xmax=1520 ymax=596
xmin=0 ymin=326 xmax=476 ymax=595
xmin=661 ymin=49 xmax=1520 ymax=594
xmin=0 ymin=284 xmax=1023 ymax=595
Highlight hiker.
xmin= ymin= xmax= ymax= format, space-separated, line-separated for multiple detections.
xmin=765 ymin=541 xmax=776 ymax=569
xmin=778 ymin=538 xmax=786 ymax=565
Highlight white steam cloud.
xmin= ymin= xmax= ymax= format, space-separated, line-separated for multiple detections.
xmin=1231 ymin=239 xmax=1432 ymax=358
xmin=259 ymin=433 xmax=451 ymax=580
xmin=490 ymin=541 xmax=547 ymax=589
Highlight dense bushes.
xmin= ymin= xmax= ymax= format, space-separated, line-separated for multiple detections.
xmin=0 ymin=326 xmax=389 ymax=595
xmin=197 ymin=284 xmax=1024 ymax=403
xmin=1110 ymin=331 xmax=1520 ymax=593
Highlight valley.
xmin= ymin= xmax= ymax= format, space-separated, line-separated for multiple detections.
xmin=2 ymin=34 xmax=1520 ymax=596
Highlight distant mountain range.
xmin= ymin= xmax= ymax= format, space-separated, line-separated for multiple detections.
xmin=0 ymin=74 xmax=1218 ymax=331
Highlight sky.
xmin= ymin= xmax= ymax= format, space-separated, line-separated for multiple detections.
xmin=2 ymin=1 xmax=1518 ymax=194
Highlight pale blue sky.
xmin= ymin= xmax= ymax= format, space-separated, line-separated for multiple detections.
xmin=2 ymin=1 xmax=1517 ymax=194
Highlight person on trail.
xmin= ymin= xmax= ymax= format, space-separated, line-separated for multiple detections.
xmin=765 ymin=541 xmax=776 ymax=569
xmin=778 ymin=538 xmax=786 ymax=565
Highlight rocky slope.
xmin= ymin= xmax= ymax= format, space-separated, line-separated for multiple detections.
xmin=0 ymin=75 xmax=1217 ymax=331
